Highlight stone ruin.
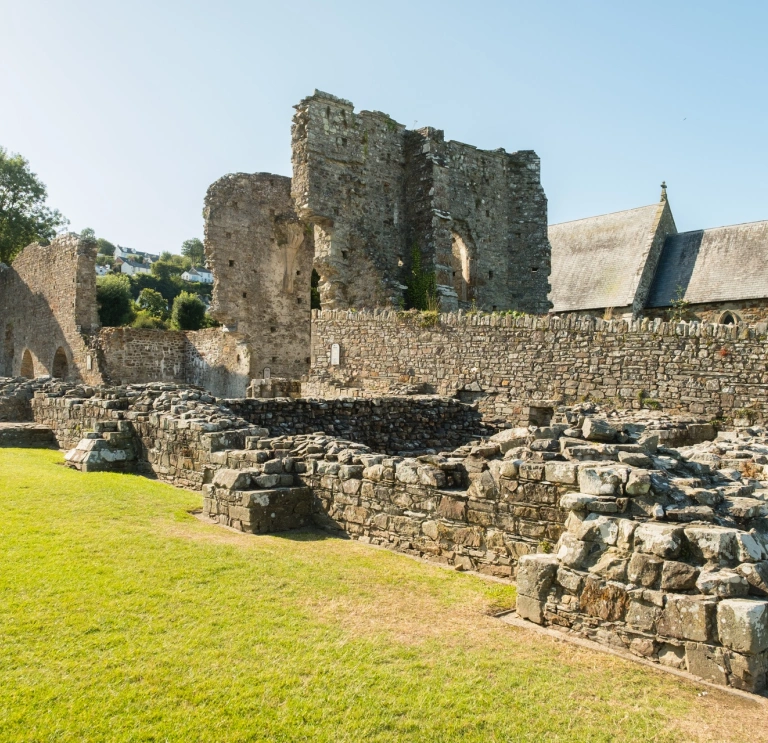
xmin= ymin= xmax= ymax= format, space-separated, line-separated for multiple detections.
xmin=4 ymin=89 xmax=768 ymax=696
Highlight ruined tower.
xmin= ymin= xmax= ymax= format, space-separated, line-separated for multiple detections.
xmin=291 ymin=90 xmax=552 ymax=313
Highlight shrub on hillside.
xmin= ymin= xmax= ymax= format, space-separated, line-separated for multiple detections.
xmin=171 ymin=291 xmax=206 ymax=330
xmin=96 ymin=274 xmax=134 ymax=326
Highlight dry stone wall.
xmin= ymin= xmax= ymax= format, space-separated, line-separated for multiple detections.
xmin=310 ymin=310 xmax=768 ymax=422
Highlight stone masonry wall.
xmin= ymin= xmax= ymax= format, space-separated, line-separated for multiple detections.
xmin=204 ymin=173 xmax=313 ymax=381
xmin=310 ymin=310 xmax=768 ymax=421
xmin=292 ymin=90 xmax=551 ymax=313
xmin=225 ymin=396 xmax=493 ymax=455
xmin=0 ymin=235 xmax=102 ymax=385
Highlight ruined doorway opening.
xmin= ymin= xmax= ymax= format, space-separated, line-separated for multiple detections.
xmin=20 ymin=349 xmax=34 ymax=378
xmin=52 ymin=347 xmax=69 ymax=380
xmin=451 ymin=232 xmax=473 ymax=303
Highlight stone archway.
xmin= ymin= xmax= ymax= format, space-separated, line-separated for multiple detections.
xmin=52 ymin=347 xmax=69 ymax=380
xmin=719 ymin=311 xmax=740 ymax=325
xmin=20 ymin=349 xmax=34 ymax=378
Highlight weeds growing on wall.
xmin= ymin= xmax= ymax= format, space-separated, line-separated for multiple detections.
xmin=666 ymin=285 xmax=691 ymax=322
xmin=405 ymin=245 xmax=438 ymax=311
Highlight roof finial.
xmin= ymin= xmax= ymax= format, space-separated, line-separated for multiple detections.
xmin=660 ymin=181 xmax=668 ymax=202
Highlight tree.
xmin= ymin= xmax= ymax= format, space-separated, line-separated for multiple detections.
xmin=171 ymin=291 xmax=206 ymax=330
xmin=96 ymin=274 xmax=134 ymax=326
xmin=80 ymin=227 xmax=96 ymax=241
xmin=137 ymin=288 xmax=168 ymax=319
xmin=97 ymin=238 xmax=116 ymax=256
xmin=181 ymin=238 xmax=205 ymax=266
xmin=0 ymin=147 xmax=68 ymax=263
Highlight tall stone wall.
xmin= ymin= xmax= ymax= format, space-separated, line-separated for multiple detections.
xmin=204 ymin=173 xmax=313 ymax=381
xmin=309 ymin=310 xmax=768 ymax=420
xmin=0 ymin=235 xmax=102 ymax=384
xmin=292 ymin=90 xmax=551 ymax=313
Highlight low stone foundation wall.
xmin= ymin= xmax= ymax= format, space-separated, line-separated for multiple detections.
xmin=225 ymin=396 xmax=492 ymax=455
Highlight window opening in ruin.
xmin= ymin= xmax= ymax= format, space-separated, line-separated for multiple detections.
xmin=229 ymin=260 xmax=234 ymax=267
xmin=271 ymin=356 xmax=277 ymax=362
xmin=326 ymin=106 xmax=330 ymax=118
xmin=297 ymin=297 xmax=302 ymax=304
xmin=531 ymin=266 xmax=539 ymax=272
xmin=311 ymin=268 xmax=321 ymax=310
xmin=341 ymin=250 xmax=348 ymax=260
xmin=270 ymin=327 xmax=276 ymax=333
xmin=20 ymin=349 xmax=34 ymax=378
xmin=296 ymin=270 xmax=301 ymax=276
xmin=488 ymin=271 xmax=494 ymax=279
xmin=242 ymin=292 xmax=247 ymax=298
xmin=451 ymin=232 xmax=473 ymax=303
xmin=720 ymin=311 xmax=738 ymax=325
xmin=52 ymin=348 xmax=68 ymax=380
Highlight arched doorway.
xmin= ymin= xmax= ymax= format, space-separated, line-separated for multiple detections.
xmin=20 ymin=349 xmax=34 ymax=378
xmin=52 ymin=347 xmax=69 ymax=380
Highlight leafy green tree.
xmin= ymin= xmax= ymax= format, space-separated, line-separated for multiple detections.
xmin=95 ymin=254 xmax=114 ymax=268
xmin=97 ymin=238 xmax=116 ymax=256
xmin=0 ymin=147 xmax=68 ymax=263
xmin=171 ymin=291 xmax=206 ymax=330
xmin=137 ymin=288 xmax=168 ymax=319
xmin=80 ymin=227 xmax=96 ymax=241
xmin=131 ymin=310 xmax=165 ymax=329
xmin=181 ymin=238 xmax=205 ymax=266
xmin=96 ymin=274 xmax=135 ymax=326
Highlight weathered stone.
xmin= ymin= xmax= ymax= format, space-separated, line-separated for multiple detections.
xmin=579 ymin=576 xmax=628 ymax=621
xmin=516 ymin=554 xmax=559 ymax=599
xmin=717 ymin=599 xmax=768 ymax=654
xmin=555 ymin=532 xmax=590 ymax=569
xmin=212 ymin=468 xmax=252 ymax=490
xmin=633 ymin=523 xmax=682 ymax=559
xmin=724 ymin=649 xmax=767 ymax=692
xmin=490 ymin=428 xmax=531 ymax=453
xmin=556 ymin=566 xmax=584 ymax=593
xmin=544 ymin=461 xmax=578 ymax=485
xmin=685 ymin=643 xmax=728 ymax=686
xmin=516 ymin=594 xmax=546 ymax=624
xmin=560 ymin=492 xmax=598 ymax=512
xmin=626 ymin=599 xmax=662 ymax=633
xmin=578 ymin=465 xmax=626 ymax=496
xmin=625 ymin=469 xmax=651 ymax=495
xmin=696 ymin=568 xmax=749 ymax=598
xmin=569 ymin=513 xmax=619 ymax=546
xmin=435 ymin=495 xmax=467 ymax=521
xmin=660 ymin=561 xmax=699 ymax=591
xmin=736 ymin=561 xmax=768 ymax=596
xmin=589 ymin=551 xmax=629 ymax=582
xmin=684 ymin=526 xmax=740 ymax=565
xmin=582 ymin=418 xmax=616 ymax=442
xmin=627 ymin=552 xmax=662 ymax=588
xmin=658 ymin=595 xmax=717 ymax=642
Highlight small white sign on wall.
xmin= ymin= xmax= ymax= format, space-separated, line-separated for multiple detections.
xmin=263 ymin=367 xmax=271 ymax=379
xmin=330 ymin=343 xmax=340 ymax=366
xmin=86 ymin=354 xmax=92 ymax=371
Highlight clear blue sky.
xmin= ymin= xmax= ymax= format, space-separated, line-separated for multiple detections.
xmin=2 ymin=0 xmax=766 ymax=254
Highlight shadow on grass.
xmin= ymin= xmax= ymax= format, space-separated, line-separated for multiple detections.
xmin=270 ymin=526 xmax=351 ymax=542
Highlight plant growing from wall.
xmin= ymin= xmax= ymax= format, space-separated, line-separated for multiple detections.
xmin=404 ymin=245 xmax=437 ymax=311
xmin=666 ymin=285 xmax=691 ymax=323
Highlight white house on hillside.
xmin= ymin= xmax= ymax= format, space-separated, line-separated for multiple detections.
xmin=119 ymin=259 xmax=151 ymax=276
xmin=182 ymin=267 xmax=214 ymax=284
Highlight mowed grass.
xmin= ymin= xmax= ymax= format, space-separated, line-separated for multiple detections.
xmin=0 ymin=450 xmax=764 ymax=742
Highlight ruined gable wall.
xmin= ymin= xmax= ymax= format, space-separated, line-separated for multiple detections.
xmin=204 ymin=173 xmax=313 ymax=381
xmin=0 ymin=235 xmax=101 ymax=383
xmin=292 ymin=91 xmax=408 ymax=309
xmin=310 ymin=310 xmax=768 ymax=420
xmin=632 ymin=200 xmax=677 ymax=315
xmin=184 ymin=328 xmax=251 ymax=398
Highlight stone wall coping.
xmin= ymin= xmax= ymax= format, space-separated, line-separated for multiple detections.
xmin=311 ymin=308 xmax=766 ymax=339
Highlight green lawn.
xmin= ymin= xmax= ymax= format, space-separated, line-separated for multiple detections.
xmin=0 ymin=449 xmax=761 ymax=742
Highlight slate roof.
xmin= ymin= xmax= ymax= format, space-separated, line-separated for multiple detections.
xmin=646 ymin=220 xmax=768 ymax=307
xmin=548 ymin=204 xmax=663 ymax=312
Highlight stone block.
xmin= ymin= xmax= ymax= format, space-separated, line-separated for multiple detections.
xmin=516 ymin=594 xmax=545 ymax=624
xmin=556 ymin=566 xmax=584 ymax=594
xmin=579 ymin=576 xmax=628 ymax=621
xmin=717 ymin=599 xmax=768 ymax=654
xmin=555 ymin=532 xmax=590 ymax=569
xmin=657 ymin=643 xmax=685 ymax=669
xmin=657 ymin=595 xmax=716 ymax=642
xmin=684 ymin=526 xmax=739 ymax=565
xmin=660 ymin=561 xmax=699 ymax=591
xmin=544 ymin=461 xmax=578 ymax=485
xmin=560 ymin=492 xmax=598 ymax=512
xmin=625 ymin=469 xmax=651 ymax=495
xmin=436 ymin=495 xmax=467 ymax=521
xmin=633 ymin=523 xmax=682 ymax=559
xmin=626 ymin=599 xmax=662 ymax=633
xmin=696 ymin=568 xmax=749 ymax=598
xmin=589 ymin=551 xmax=629 ymax=582
xmin=212 ymin=468 xmax=252 ymax=490
xmin=338 ymin=464 xmax=364 ymax=480
xmin=516 ymin=554 xmax=559 ymax=599
xmin=724 ymin=649 xmax=767 ymax=692
xmin=570 ymin=513 xmax=619 ymax=546
xmin=685 ymin=642 xmax=728 ymax=686
xmin=582 ymin=418 xmax=616 ymax=442
xmin=736 ymin=561 xmax=768 ymax=596
xmin=578 ymin=465 xmax=627 ymax=496
xmin=627 ymin=552 xmax=662 ymax=588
